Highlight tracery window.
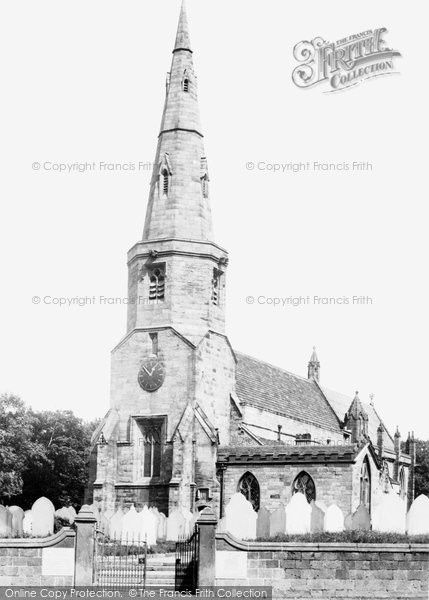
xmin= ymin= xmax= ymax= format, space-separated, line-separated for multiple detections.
xmin=238 ymin=472 xmax=260 ymax=512
xmin=292 ymin=471 xmax=316 ymax=503
xmin=360 ymin=456 xmax=371 ymax=510
xmin=149 ymin=266 xmax=166 ymax=303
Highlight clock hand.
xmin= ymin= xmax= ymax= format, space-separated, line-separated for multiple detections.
xmin=142 ymin=366 xmax=151 ymax=376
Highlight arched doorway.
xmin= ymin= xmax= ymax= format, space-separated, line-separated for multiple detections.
xmin=237 ymin=472 xmax=260 ymax=511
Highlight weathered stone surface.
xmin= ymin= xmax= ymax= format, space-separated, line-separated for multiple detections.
xmin=351 ymin=504 xmax=371 ymax=530
xmin=256 ymin=506 xmax=271 ymax=538
xmin=310 ymin=500 xmax=325 ymax=533
xmin=269 ymin=506 xmax=286 ymax=537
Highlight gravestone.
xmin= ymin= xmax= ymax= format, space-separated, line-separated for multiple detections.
xmin=67 ymin=506 xmax=77 ymax=524
xmin=269 ymin=505 xmax=286 ymax=537
xmin=256 ymin=506 xmax=271 ymax=538
xmin=89 ymin=503 xmax=100 ymax=522
xmin=352 ymin=504 xmax=371 ymax=531
xmin=285 ymin=493 xmax=311 ymax=534
xmin=31 ymin=497 xmax=55 ymax=537
xmin=109 ymin=508 xmax=124 ymax=539
xmin=324 ymin=504 xmax=344 ymax=532
xmin=122 ymin=504 xmax=142 ymax=541
xmin=344 ymin=513 xmax=353 ymax=531
xmin=0 ymin=506 xmax=13 ymax=536
xmin=217 ymin=516 xmax=227 ymax=533
xmin=182 ymin=509 xmax=194 ymax=537
xmin=8 ymin=506 xmax=24 ymax=535
xmin=372 ymin=493 xmax=406 ymax=533
xmin=23 ymin=510 xmax=33 ymax=534
xmin=407 ymin=494 xmax=429 ymax=535
xmin=310 ymin=500 xmax=325 ymax=533
xmin=167 ymin=509 xmax=186 ymax=541
xmin=139 ymin=506 xmax=158 ymax=546
xmin=157 ymin=512 xmax=167 ymax=540
xmin=224 ymin=493 xmax=257 ymax=540
xmin=55 ymin=507 xmax=73 ymax=524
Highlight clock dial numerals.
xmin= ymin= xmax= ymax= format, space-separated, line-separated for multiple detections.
xmin=138 ymin=357 xmax=165 ymax=392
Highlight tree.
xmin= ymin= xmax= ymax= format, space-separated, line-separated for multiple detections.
xmin=0 ymin=394 xmax=44 ymax=503
xmin=415 ymin=439 xmax=429 ymax=498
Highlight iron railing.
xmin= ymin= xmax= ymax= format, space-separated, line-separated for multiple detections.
xmin=94 ymin=528 xmax=147 ymax=587
xmin=175 ymin=525 xmax=199 ymax=592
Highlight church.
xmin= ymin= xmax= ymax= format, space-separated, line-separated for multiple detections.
xmin=86 ymin=1 xmax=415 ymax=522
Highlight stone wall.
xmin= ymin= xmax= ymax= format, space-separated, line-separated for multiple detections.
xmin=0 ymin=529 xmax=75 ymax=586
xmin=222 ymin=463 xmax=353 ymax=515
xmin=215 ymin=533 xmax=429 ymax=599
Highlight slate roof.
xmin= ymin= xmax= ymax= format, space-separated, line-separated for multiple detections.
xmin=321 ymin=386 xmax=394 ymax=451
xmin=235 ymin=352 xmax=342 ymax=434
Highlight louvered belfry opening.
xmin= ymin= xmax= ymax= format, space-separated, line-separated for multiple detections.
xmin=149 ymin=266 xmax=165 ymax=303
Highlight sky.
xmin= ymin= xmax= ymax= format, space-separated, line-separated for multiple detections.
xmin=1 ymin=0 xmax=428 ymax=439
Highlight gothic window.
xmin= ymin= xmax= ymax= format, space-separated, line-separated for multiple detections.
xmin=183 ymin=78 xmax=190 ymax=92
xmin=293 ymin=471 xmax=316 ymax=503
xmin=148 ymin=265 xmax=166 ymax=303
xmin=360 ymin=456 xmax=371 ymax=510
xmin=238 ymin=472 xmax=260 ymax=511
xmin=138 ymin=420 xmax=163 ymax=478
xmin=212 ymin=268 xmax=221 ymax=306
xmin=399 ymin=468 xmax=407 ymax=500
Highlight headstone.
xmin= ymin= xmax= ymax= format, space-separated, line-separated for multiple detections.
xmin=352 ymin=504 xmax=371 ymax=531
xmin=8 ymin=506 xmax=24 ymax=535
xmin=157 ymin=512 xmax=167 ymax=540
xmin=310 ymin=501 xmax=325 ymax=533
xmin=256 ymin=506 xmax=271 ymax=538
xmin=139 ymin=506 xmax=158 ymax=546
xmin=344 ymin=513 xmax=353 ymax=531
xmin=269 ymin=505 xmax=286 ymax=537
xmin=89 ymin=503 xmax=100 ymax=522
xmin=122 ymin=504 xmax=142 ymax=541
xmin=109 ymin=508 xmax=124 ymax=540
xmin=31 ymin=497 xmax=55 ymax=537
xmin=182 ymin=509 xmax=194 ymax=537
xmin=372 ymin=493 xmax=406 ymax=533
xmin=23 ymin=510 xmax=33 ymax=534
xmin=0 ymin=506 xmax=13 ymax=536
xmin=407 ymin=494 xmax=429 ymax=535
xmin=217 ymin=516 xmax=227 ymax=533
xmin=324 ymin=504 xmax=344 ymax=532
xmin=167 ymin=509 xmax=186 ymax=541
xmin=67 ymin=506 xmax=77 ymax=524
xmin=224 ymin=493 xmax=257 ymax=540
xmin=55 ymin=507 xmax=73 ymax=524
xmin=285 ymin=493 xmax=311 ymax=535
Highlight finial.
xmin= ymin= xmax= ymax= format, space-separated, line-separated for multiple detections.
xmin=395 ymin=426 xmax=401 ymax=438
xmin=369 ymin=393 xmax=375 ymax=406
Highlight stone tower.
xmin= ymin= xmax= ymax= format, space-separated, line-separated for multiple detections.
xmin=89 ymin=1 xmax=236 ymax=515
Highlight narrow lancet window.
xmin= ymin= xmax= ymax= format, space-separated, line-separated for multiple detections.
xmin=212 ymin=268 xmax=221 ymax=306
xmin=149 ymin=266 xmax=166 ymax=303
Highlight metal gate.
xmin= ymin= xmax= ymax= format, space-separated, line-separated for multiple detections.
xmin=175 ymin=525 xmax=199 ymax=592
xmin=94 ymin=528 xmax=147 ymax=587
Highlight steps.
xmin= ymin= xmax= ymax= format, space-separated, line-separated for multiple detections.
xmin=145 ymin=553 xmax=176 ymax=587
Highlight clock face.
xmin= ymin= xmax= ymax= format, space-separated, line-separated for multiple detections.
xmin=138 ymin=356 xmax=165 ymax=392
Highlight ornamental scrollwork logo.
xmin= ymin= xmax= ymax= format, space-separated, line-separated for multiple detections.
xmin=292 ymin=28 xmax=401 ymax=92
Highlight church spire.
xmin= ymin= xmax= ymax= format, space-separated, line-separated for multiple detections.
xmin=307 ymin=346 xmax=320 ymax=382
xmin=174 ymin=0 xmax=191 ymax=52
xmin=142 ymin=1 xmax=214 ymax=242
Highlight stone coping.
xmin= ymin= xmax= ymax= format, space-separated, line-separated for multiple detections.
xmin=0 ymin=527 xmax=75 ymax=548
xmin=216 ymin=532 xmax=429 ymax=553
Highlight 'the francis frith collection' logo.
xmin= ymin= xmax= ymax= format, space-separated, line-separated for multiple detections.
xmin=292 ymin=28 xmax=401 ymax=92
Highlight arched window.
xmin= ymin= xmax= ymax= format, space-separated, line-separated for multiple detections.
xmin=183 ymin=78 xmax=190 ymax=93
xmin=399 ymin=468 xmax=407 ymax=500
xmin=149 ymin=266 xmax=165 ymax=302
xmin=292 ymin=471 xmax=316 ymax=503
xmin=237 ymin=472 xmax=260 ymax=511
xmin=360 ymin=456 xmax=371 ymax=510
